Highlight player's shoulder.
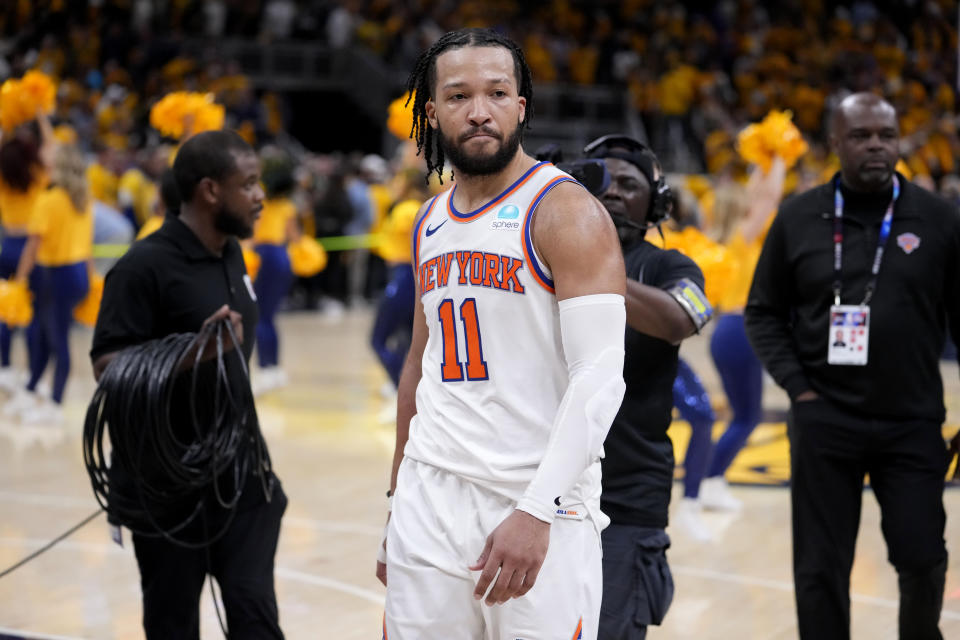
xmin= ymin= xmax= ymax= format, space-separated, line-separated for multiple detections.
xmin=535 ymin=180 xmax=608 ymax=235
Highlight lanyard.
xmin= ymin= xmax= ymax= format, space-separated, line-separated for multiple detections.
xmin=832 ymin=175 xmax=899 ymax=306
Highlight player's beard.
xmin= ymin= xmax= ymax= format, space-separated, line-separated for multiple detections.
xmin=438 ymin=122 xmax=522 ymax=177
xmin=214 ymin=203 xmax=255 ymax=239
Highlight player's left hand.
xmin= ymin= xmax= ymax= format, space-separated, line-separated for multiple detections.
xmin=469 ymin=509 xmax=550 ymax=605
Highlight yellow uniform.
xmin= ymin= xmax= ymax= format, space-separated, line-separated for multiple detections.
xmin=716 ymin=232 xmax=764 ymax=312
xmin=87 ymin=162 xmax=118 ymax=207
xmin=0 ymin=175 xmax=48 ymax=234
xmin=118 ymin=168 xmax=158 ymax=226
xmin=29 ymin=187 xmax=94 ymax=266
xmin=253 ymin=198 xmax=296 ymax=245
xmin=136 ymin=215 xmax=164 ymax=240
xmin=377 ymin=199 xmax=420 ymax=264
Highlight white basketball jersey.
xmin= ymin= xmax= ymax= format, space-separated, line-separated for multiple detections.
xmin=404 ymin=161 xmax=601 ymax=508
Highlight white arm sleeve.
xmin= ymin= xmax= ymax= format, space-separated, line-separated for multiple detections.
xmin=516 ymin=293 xmax=626 ymax=523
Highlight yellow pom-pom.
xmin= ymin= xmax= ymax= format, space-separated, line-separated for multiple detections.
xmin=150 ymin=92 xmax=224 ymax=140
xmin=287 ymin=237 xmax=328 ymax=277
xmin=243 ymin=247 xmax=262 ymax=281
xmin=19 ymin=70 xmax=56 ymax=115
xmin=737 ymin=109 xmax=809 ymax=172
xmin=0 ymin=279 xmax=34 ymax=328
xmin=73 ymin=273 xmax=104 ymax=327
xmin=0 ymin=71 xmax=56 ymax=132
xmin=387 ymin=92 xmax=415 ymax=141
xmin=191 ymin=96 xmax=225 ymax=134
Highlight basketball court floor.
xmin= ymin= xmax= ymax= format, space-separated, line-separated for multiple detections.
xmin=0 ymin=309 xmax=957 ymax=639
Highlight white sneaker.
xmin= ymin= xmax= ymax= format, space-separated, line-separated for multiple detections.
xmin=19 ymin=399 xmax=63 ymax=425
xmin=675 ymin=498 xmax=713 ymax=541
xmin=0 ymin=367 xmax=21 ymax=392
xmin=700 ymin=477 xmax=742 ymax=512
xmin=3 ymin=389 xmax=38 ymax=417
xmin=253 ymin=367 xmax=289 ymax=396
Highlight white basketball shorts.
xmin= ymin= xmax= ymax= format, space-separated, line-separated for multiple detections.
xmin=384 ymin=458 xmax=602 ymax=640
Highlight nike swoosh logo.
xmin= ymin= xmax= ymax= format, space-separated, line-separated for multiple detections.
xmin=425 ymin=220 xmax=447 ymax=237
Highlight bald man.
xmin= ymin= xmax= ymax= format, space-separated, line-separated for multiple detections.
xmin=745 ymin=93 xmax=960 ymax=640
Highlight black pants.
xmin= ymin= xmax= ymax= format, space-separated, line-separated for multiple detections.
xmin=789 ymin=398 xmax=947 ymax=640
xmin=132 ymin=486 xmax=288 ymax=640
xmin=598 ymin=525 xmax=674 ymax=640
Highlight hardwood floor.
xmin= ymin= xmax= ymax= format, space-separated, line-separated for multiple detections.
xmin=0 ymin=309 xmax=957 ymax=639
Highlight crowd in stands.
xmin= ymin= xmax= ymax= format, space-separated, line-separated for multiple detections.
xmin=0 ymin=1 xmax=957 ymax=272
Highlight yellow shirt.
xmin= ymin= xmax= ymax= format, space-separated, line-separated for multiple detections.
xmin=368 ymin=183 xmax=393 ymax=234
xmin=253 ymin=198 xmax=296 ymax=245
xmin=87 ymin=163 xmax=118 ymax=207
xmin=118 ymin=168 xmax=158 ymax=226
xmin=136 ymin=215 xmax=164 ymax=240
xmin=377 ymin=199 xmax=420 ymax=264
xmin=0 ymin=174 xmax=48 ymax=233
xmin=717 ymin=232 xmax=764 ymax=312
xmin=28 ymin=187 xmax=94 ymax=266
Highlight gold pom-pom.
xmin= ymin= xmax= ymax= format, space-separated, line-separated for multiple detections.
xmin=73 ymin=273 xmax=104 ymax=327
xmin=0 ymin=71 xmax=57 ymax=132
xmin=20 ymin=70 xmax=56 ymax=114
xmin=242 ymin=246 xmax=261 ymax=281
xmin=387 ymin=92 xmax=415 ymax=141
xmin=288 ymin=237 xmax=328 ymax=277
xmin=150 ymin=92 xmax=224 ymax=140
xmin=0 ymin=279 xmax=34 ymax=328
xmin=737 ymin=109 xmax=809 ymax=172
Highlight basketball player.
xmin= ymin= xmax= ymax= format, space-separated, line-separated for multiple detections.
xmin=376 ymin=29 xmax=626 ymax=640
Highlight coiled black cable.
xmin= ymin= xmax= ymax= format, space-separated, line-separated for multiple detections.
xmin=83 ymin=318 xmax=274 ymax=549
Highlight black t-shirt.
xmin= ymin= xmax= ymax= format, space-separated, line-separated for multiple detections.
xmin=601 ymin=239 xmax=705 ymax=529
xmin=91 ymin=215 xmax=272 ymax=525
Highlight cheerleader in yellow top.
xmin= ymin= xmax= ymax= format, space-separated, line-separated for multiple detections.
xmin=252 ymin=158 xmax=299 ymax=390
xmin=700 ymin=158 xmax=785 ymax=510
xmin=0 ymin=117 xmax=53 ymax=387
xmin=370 ymin=169 xmax=428 ymax=388
xmin=12 ymin=145 xmax=93 ymax=423
xmin=135 ymin=169 xmax=180 ymax=240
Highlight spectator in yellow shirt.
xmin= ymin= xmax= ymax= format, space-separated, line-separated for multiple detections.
xmin=11 ymin=145 xmax=94 ymax=423
xmin=136 ymin=169 xmax=180 ymax=241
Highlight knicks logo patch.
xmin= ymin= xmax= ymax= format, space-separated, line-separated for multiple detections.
xmin=897 ymin=232 xmax=920 ymax=254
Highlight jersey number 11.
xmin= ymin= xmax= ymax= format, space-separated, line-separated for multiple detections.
xmin=438 ymin=298 xmax=489 ymax=381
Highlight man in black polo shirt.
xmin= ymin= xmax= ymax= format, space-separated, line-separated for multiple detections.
xmin=583 ymin=135 xmax=713 ymax=640
xmin=746 ymin=93 xmax=960 ymax=640
xmin=91 ymin=130 xmax=286 ymax=640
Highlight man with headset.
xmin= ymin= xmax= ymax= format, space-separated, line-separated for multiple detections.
xmin=581 ymin=135 xmax=713 ymax=639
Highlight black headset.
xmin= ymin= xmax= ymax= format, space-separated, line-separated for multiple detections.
xmin=583 ymin=134 xmax=675 ymax=227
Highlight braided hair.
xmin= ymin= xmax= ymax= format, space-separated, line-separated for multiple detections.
xmin=405 ymin=28 xmax=534 ymax=182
